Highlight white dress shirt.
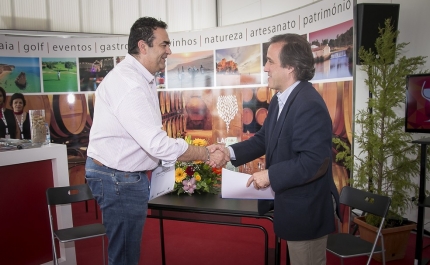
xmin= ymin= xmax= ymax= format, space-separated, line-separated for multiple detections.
xmin=276 ymin=81 xmax=300 ymax=119
xmin=87 ymin=54 xmax=188 ymax=172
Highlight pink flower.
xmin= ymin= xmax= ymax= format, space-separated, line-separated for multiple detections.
xmin=182 ymin=177 xmax=197 ymax=194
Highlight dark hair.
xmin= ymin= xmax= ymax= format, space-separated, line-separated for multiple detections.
xmin=9 ymin=93 xmax=26 ymax=108
xmin=269 ymin=34 xmax=315 ymax=81
xmin=128 ymin=17 xmax=168 ymax=55
xmin=0 ymin=87 xmax=6 ymax=105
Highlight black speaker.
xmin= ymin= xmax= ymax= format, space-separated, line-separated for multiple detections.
xmin=356 ymin=3 xmax=400 ymax=64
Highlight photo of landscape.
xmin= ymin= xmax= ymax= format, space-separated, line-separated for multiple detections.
xmin=0 ymin=56 xmax=41 ymax=93
xmin=42 ymin=57 xmax=78 ymax=92
xmin=166 ymin=50 xmax=214 ymax=88
xmin=216 ymin=44 xmax=261 ymax=86
xmin=309 ymin=20 xmax=353 ymax=80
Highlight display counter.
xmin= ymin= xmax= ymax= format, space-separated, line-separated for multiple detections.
xmin=0 ymin=143 xmax=76 ymax=265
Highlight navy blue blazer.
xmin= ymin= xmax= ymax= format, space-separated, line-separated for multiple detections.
xmin=230 ymin=81 xmax=340 ymax=241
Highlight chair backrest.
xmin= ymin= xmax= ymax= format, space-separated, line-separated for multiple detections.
xmin=46 ymin=184 xmax=94 ymax=206
xmin=340 ymin=186 xmax=391 ymax=218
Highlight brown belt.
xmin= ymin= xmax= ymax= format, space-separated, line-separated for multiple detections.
xmin=92 ymin=158 xmax=105 ymax=167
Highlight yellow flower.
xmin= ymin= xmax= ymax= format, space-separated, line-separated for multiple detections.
xmin=195 ymin=174 xmax=201 ymax=181
xmin=192 ymin=138 xmax=207 ymax=147
xmin=175 ymin=168 xmax=187 ymax=183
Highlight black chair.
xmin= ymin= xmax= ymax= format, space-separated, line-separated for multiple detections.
xmin=46 ymin=184 xmax=106 ymax=265
xmin=327 ymin=186 xmax=391 ymax=265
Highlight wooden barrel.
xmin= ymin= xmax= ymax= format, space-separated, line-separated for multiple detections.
xmin=23 ymin=95 xmax=52 ymax=126
xmin=182 ymin=92 xmax=186 ymax=109
xmin=182 ymin=114 xmax=187 ymax=132
xmin=242 ymin=88 xmax=254 ymax=102
xmin=176 ymin=115 xmax=182 ymax=136
xmin=159 ymin=91 xmax=166 ymax=115
xmin=86 ymin=93 xmax=96 ymax=128
xmin=68 ymin=163 xmax=86 ymax=186
xmin=171 ymin=117 xmax=177 ymax=138
xmin=242 ymin=108 xmax=254 ymax=125
xmin=256 ymin=87 xmax=268 ymax=103
xmin=170 ymin=92 xmax=176 ymax=112
xmin=255 ymin=108 xmax=268 ymax=125
xmin=165 ymin=92 xmax=171 ymax=114
xmin=51 ymin=94 xmax=88 ymax=136
xmin=162 ymin=120 xmax=167 ymax=133
xmin=166 ymin=119 xmax=172 ymax=137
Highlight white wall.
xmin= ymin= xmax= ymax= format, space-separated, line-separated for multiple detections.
xmin=354 ymin=0 xmax=430 ymax=228
xmin=217 ymin=0 xmax=319 ymax=26
xmin=0 ymin=0 xmax=216 ymax=34
xmin=0 ymin=0 xmax=319 ymax=35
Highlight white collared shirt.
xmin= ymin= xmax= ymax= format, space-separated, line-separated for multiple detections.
xmin=87 ymin=54 xmax=188 ymax=172
xmin=277 ymin=81 xmax=300 ymax=119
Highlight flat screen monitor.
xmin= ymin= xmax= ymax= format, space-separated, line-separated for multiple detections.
xmin=405 ymin=73 xmax=430 ymax=133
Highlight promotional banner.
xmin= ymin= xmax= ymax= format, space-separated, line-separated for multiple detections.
xmin=0 ymin=0 xmax=353 ymax=196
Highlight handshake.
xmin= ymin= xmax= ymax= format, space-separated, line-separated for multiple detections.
xmin=205 ymin=144 xmax=231 ymax=168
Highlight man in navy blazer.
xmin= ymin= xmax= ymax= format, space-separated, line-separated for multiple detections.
xmin=226 ymin=34 xmax=340 ymax=265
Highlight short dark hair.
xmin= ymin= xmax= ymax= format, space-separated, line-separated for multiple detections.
xmin=128 ymin=17 xmax=168 ymax=55
xmin=0 ymin=87 xmax=6 ymax=105
xmin=9 ymin=93 xmax=26 ymax=108
xmin=269 ymin=34 xmax=315 ymax=81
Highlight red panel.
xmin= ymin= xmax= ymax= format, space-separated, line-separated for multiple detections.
xmin=0 ymin=160 xmax=54 ymax=265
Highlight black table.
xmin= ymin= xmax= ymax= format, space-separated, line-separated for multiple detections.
xmin=147 ymin=193 xmax=281 ymax=265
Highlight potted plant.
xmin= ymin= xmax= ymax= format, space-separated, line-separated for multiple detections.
xmin=334 ymin=18 xmax=428 ymax=262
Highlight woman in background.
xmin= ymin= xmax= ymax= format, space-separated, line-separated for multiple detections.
xmin=0 ymin=87 xmax=16 ymax=139
xmin=9 ymin=93 xmax=30 ymax=139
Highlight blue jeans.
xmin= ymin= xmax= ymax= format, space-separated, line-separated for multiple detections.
xmin=85 ymin=157 xmax=150 ymax=265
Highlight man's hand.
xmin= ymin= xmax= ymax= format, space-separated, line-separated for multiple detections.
xmin=246 ymin=169 xmax=270 ymax=190
xmin=206 ymin=144 xmax=230 ymax=168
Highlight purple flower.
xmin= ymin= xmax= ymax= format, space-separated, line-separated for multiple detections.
xmin=182 ymin=177 xmax=197 ymax=194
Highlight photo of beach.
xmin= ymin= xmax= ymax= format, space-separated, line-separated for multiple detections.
xmin=309 ymin=20 xmax=353 ymax=80
xmin=0 ymin=57 xmax=41 ymax=93
xmin=216 ymin=44 xmax=261 ymax=86
xmin=42 ymin=57 xmax=78 ymax=92
xmin=166 ymin=50 xmax=214 ymax=88
xmin=78 ymin=57 xmax=114 ymax=91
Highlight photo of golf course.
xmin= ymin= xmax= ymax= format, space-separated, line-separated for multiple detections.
xmin=42 ymin=57 xmax=78 ymax=92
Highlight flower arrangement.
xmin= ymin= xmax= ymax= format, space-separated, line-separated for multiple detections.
xmin=174 ymin=136 xmax=221 ymax=195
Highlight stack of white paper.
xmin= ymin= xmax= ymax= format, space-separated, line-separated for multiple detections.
xmin=221 ymin=168 xmax=274 ymax=199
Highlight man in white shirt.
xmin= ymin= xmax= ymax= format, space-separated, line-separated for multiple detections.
xmin=85 ymin=17 xmax=228 ymax=265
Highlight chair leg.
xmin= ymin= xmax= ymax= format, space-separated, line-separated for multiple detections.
xmin=95 ymin=199 xmax=99 ymax=219
xmin=52 ymin=240 xmax=58 ymax=265
xmin=102 ymin=236 xmax=106 ymax=265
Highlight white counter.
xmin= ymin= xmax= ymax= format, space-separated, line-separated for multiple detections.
xmin=0 ymin=143 xmax=77 ymax=265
